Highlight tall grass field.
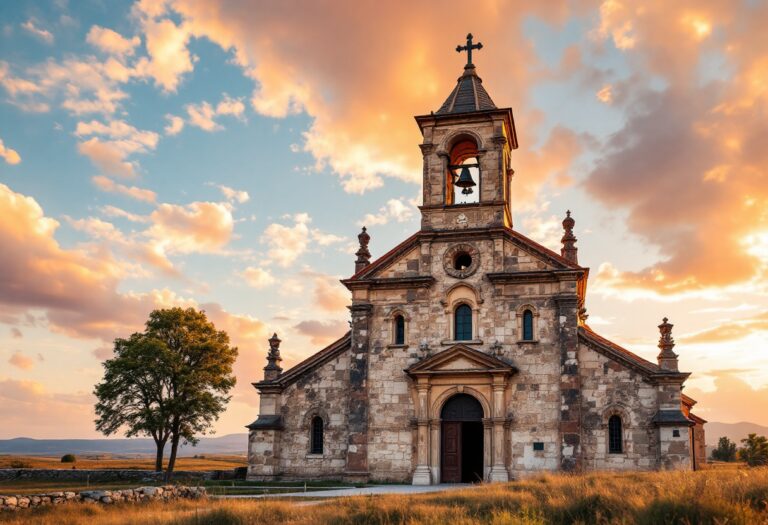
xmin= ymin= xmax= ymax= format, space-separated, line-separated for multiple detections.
xmin=1 ymin=468 xmax=766 ymax=524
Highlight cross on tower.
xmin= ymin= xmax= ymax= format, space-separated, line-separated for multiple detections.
xmin=456 ymin=33 xmax=483 ymax=67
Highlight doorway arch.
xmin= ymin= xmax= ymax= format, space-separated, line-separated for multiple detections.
xmin=440 ymin=393 xmax=484 ymax=483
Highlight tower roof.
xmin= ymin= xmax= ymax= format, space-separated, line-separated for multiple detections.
xmin=436 ymin=65 xmax=497 ymax=115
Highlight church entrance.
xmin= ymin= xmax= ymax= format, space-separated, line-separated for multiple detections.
xmin=440 ymin=393 xmax=484 ymax=483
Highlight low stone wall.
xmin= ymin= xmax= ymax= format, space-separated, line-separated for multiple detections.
xmin=0 ymin=469 xmax=212 ymax=482
xmin=0 ymin=485 xmax=206 ymax=511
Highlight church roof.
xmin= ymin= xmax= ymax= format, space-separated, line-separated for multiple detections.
xmin=253 ymin=331 xmax=351 ymax=390
xmin=436 ymin=65 xmax=497 ymax=115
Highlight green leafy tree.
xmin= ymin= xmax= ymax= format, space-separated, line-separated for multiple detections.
xmin=94 ymin=307 xmax=238 ymax=478
xmin=710 ymin=436 xmax=737 ymax=462
xmin=94 ymin=334 xmax=174 ymax=471
xmin=738 ymin=433 xmax=768 ymax=467
xmin=60 ymin=454 xmax=77 ymax=463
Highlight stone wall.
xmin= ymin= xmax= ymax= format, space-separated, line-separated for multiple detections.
xmin=0 ymin=485 xmax=206 ymax=511
xmin=273 ymin=351 xmax=351 ymax=479
xmin=578 ymin=344 xmax=659 ymax=471
xmin=0 ymin=469 xmax=211 ymax=482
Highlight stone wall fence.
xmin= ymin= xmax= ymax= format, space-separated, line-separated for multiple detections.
xmin=0 ymin=485 xmax=206 ymax=511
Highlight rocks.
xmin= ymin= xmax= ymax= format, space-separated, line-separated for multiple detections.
xmin=0 ymin=468 xmax=211 ymax=483
xmin=0 ymin=485 xmax=206 ymax=512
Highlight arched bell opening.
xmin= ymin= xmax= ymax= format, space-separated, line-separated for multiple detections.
xmin=440 ymin=393 xmax=484 ymax=483
xmin=446 ymin=139 xmax=480 ymax=205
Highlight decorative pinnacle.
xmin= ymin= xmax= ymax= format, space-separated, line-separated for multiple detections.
xmin=264 ymin=332 xmax=283 ymax=379
xmin=355 ymin=226 xmax=371 ymax=273
xmin=456 ymin=33 xmax=483 ymax=68
xmin=560 ymin=210 xmax=578 ymax=264
xmin=657 ymin=317 xmax=679 ymax=371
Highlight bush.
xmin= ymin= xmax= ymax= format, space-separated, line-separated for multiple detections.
xmin=739 ymin=434 xmax=768 ymax=467
xmin=61 ymin=453 xmax=77 ymax=463
xmin=9 ymin=459 xmax=31 ymax=468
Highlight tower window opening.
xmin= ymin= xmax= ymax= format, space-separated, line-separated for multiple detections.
xmin=447 ymin=140 xmax=480 ymax=205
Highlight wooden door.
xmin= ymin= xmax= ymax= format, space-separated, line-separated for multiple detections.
xmin=441 ymin=421 xmax=461 ymax=483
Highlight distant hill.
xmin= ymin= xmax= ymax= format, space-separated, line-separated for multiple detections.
xmin=0 ymin=433 xmax=248 ymax=456
xmin=705 ymin=422 xmax=768 ymax=446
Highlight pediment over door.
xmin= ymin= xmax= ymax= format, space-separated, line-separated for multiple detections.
xmin=405 ymin=344 xmax=517 ymax=378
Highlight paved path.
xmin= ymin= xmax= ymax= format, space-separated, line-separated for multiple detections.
xmin=218 ymin=483 xmax=475 ymax=499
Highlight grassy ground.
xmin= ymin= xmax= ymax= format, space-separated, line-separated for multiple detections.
xmin=0 ymin=454 xmax=246 ymax=471
xmin=0 ymin=468 xmax=766 ymax=524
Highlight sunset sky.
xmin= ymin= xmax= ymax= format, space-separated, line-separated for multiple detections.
xmin=1 ymin=0 xmax=767 ymax=439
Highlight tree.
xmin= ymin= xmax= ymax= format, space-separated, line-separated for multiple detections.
xmin=60 ymin=454 xmax=77 ymax=463
xmin=94 ymin=333 xmax=174 ymax=472
xmin=738 ymin=433 xmax=768 ymax=467
xmin=710 ymin=436 xmax=737 ymax=462
xmin=94 ymin=307 xmax=238 ymax=478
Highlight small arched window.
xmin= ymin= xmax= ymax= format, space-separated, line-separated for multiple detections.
xmin=454 ymin=304 xmax=473 ymax=341
xmin=522 ymin=309 xmax=534 ymax=341
xmin=310 ymin=416 xmax=324 ymax=454
xmin=394 ymin=314 xmax=405 ymax=345
xmin=608 ymin=415 xmax=623 ymax=453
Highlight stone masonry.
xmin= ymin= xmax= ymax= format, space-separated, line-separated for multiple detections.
xmin=246 ymin=38 xmax=704 ymax=484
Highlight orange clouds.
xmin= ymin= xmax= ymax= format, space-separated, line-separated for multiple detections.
xmin=148 ymin=201 xmax=234 ymax=254
xmin=687 ymin=371 xmax=768 ymax=426
xmin=585 ymin=0 xmax=768 ymax=296
xmin=169 ymin=0 xmax=579 ymax=193
xmin=680 ymin=311 xmax=768 ymax=345
xmin=0 ymin=138 xmax=21 ymax=165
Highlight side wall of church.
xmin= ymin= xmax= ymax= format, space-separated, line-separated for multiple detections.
xmin=578 ymin=343 xmax=660 ymax=470
xmin=275 ymin=352 xmax=351 ymax=479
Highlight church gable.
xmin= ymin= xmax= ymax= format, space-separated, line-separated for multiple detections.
xmin=378 ymin=245 xmax=422 ymax=279
xmin=407 ymin=344 xmax=517 ymax=376
xmin=502 ymin=230 xmax=580 ymax=272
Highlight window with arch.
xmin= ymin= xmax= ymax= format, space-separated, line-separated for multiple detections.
xmin=454 ymin=304 xmax=473 ymax=341
xmin=310 ymin=416 xmax=324 ymax=454
xmin=394 ymin=314 xmax=405 ymax=345
xmin=447 ymin=139 xmax=480 ymax=205
xmin=608 ymin=415 xmax=623 ymax=453
xmin=522 ymin=309 xmax=534 ymax=341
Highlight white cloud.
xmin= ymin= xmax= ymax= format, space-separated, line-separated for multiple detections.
xmin=261 ymin=213 xmax=312 ymax=267
xmin=164 ymin=114 xmax=184 ymax=136
xmin=86 ymin=26 xmax=141 ymax=56
xmin=216 ymin=94 xmax=245 ymax=118
xmin=242 ymin=266 xmax=275 ymax=288
xmin=100 ymin=205 xmax=149 ymax=223
xmin=21 ymin=20 xmax=53 ymax=44
xmin=76 ymin=119 xmax=159 ymax=178
xmin=135 ymin=18 xmax=193 ymax=92
xmin=360 ymin=198 xmax=415 ymax=226
xmin=186 ymin=95 xmax=247 ymax=132
xmin=91 ymin=175 xmax=157 ymax=202
xmin=218 ymin=184 xmax=250 ymax=203
xmin=147 ymin=201 xmax=234 ymax=254
xmin=0 ymin=139 xmax=21 ymax=165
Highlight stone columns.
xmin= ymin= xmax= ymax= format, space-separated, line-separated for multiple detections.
xmin=345 ymin=302 xmax=372 ymax=481
xmin=556 ymin=294 xmax=582 ymax=472
xmin=489 ymin=374 xmax=509 ymax=482
xmin=412 ymin=379 xmax=432 ymax=485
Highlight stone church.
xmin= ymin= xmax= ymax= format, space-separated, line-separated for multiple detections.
xmin=247 ymin=35 xmax=706 ymax=484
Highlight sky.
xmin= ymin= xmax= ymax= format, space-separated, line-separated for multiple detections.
xmin=0 ymin=0 xmax=767 ymax=439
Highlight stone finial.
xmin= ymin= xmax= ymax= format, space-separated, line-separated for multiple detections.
xmin=657 ymin=317 xmax=679 ymax=372
xmin=355 ymin=226 xmax=371 ymax=273
xmin=561 ymin=210 xmax=578 ymax=264
xmin=263 ymin=332 xmax=283 ymax=381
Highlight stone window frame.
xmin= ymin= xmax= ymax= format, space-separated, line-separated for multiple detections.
xmin=388 ymin=308 xmax=410 ymax=348
xmin=442 ymin=283 xmax=483 ymax=345
xmin=515 ymin=304 xmax=540 ymax=344
xmin=443 ymin=243 xmax=481 ymax=279
xmin=602 ymin=405 xmax=631 ymax=456
xmin=303 ymin=407 xmax=330 ymax=458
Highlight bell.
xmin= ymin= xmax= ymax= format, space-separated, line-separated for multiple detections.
xmin=461 ymin=187 xmax=473 ymax=195
xmin=454 ymin=166 xmax=476 ymax=188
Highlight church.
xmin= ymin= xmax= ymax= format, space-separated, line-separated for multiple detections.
xmin=246 ymin=35 xmax=706 ymax=484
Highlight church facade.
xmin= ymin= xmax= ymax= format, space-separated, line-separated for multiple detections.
xmin=247 ymin=37 xmax=706 ymax=484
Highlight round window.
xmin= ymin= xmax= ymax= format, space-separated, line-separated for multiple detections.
xmin=454 ymin=252 xmax=473 ymax=271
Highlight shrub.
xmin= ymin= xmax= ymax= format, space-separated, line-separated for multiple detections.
xmin=61 ymin=453 xmax=77 ymax=463
xmin=9 ymin=459 xmax=31 ymax=468
xmin=711 ymin=436 xmax=737 ymax=462
xmin=739 ymin=434 xmax=768 ymax=467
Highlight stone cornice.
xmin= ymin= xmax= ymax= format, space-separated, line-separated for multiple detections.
xmin=487 ymin=270 xmax=585 ymax=284
xmin=341 ymin=276 xmax=435 ymax=291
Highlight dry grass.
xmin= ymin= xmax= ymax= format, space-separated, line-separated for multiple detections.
xmin=1 ymin=468 xmax=767 ymax=524
xmin=0 ymin=454 xmax=246 ymax=471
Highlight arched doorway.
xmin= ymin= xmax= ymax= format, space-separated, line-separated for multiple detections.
xmin=440 ymin=393 xmax=484 ymax=483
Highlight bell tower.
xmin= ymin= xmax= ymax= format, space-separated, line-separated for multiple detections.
xmin=415 ymin=34 xmax=518 ymax=232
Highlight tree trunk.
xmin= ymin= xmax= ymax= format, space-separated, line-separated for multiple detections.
xmin=165 ymin=434 xmax=180 ymax=481
xmin=153 ymin=437 xmax=167 ymax=472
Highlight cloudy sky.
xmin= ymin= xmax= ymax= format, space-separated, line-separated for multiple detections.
xmin=1 ymin=0 xmax=767 ymax=439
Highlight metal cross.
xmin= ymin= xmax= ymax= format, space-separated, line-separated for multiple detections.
xmin=456 ymin=33 xmax=483 ymax=66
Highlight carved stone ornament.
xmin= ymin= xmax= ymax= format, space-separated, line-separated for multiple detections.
xmin=443 ymin=243 xmax=480 ymax=279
